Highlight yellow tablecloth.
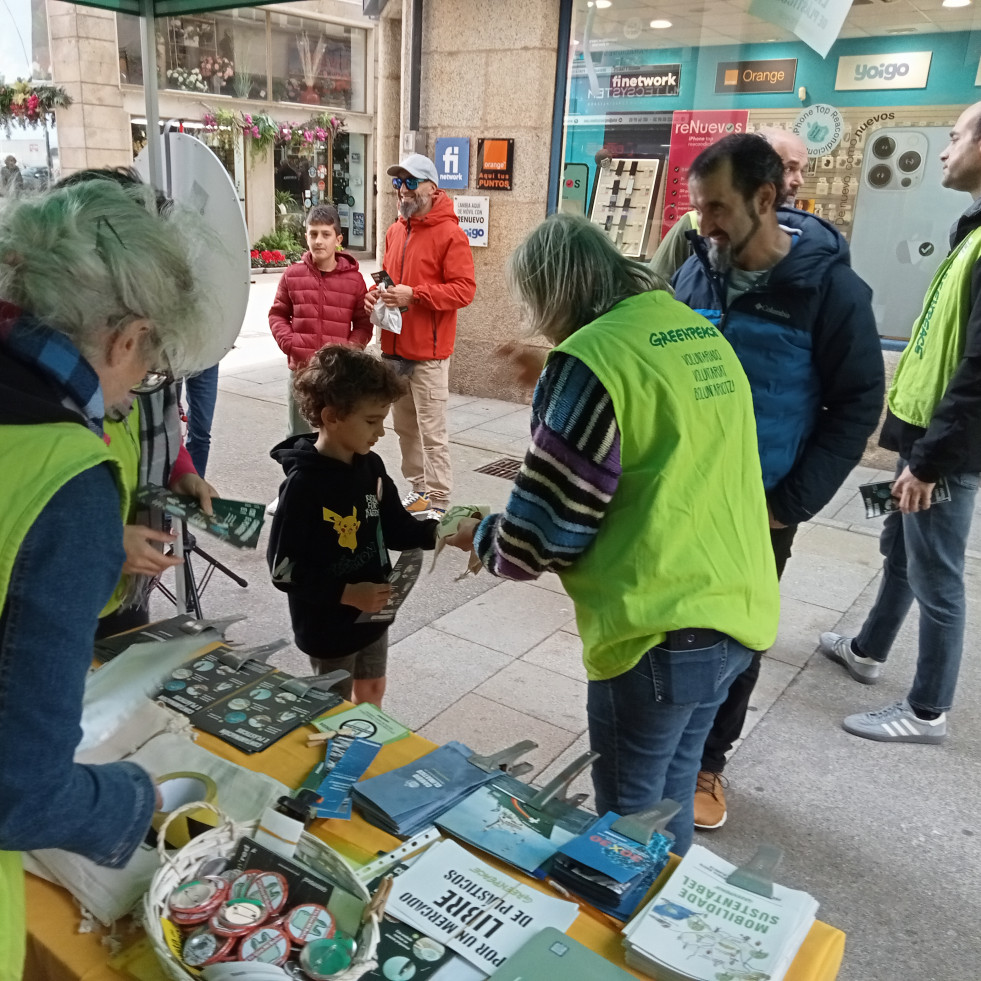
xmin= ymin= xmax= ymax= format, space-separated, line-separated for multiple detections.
xmin=25 ymin=716 xmax=845 ymax=981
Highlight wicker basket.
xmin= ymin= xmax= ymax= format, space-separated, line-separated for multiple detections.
xmin=142 ymin=802 xmax=383 ymax=980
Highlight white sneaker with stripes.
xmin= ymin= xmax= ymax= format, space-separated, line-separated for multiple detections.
xmin=843 ymin=699 xmax=947 ymax=744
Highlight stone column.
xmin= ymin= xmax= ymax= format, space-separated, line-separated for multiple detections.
xmin=374 ymin=4 xmax=403 ymax=258
xmin=47 ymin=0 xmax=133 ymax=174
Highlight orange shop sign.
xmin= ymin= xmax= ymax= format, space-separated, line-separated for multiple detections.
xmin=476 ymin=138 xmax=514 ymax=191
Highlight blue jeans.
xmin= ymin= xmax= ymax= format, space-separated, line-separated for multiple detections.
xmin=857 ymin=459 xmax=979 ymax=714
xmin=184 ymin=365 xmax=219 ymax=477
xmin=587 ymin=636 xmax=754 ymax=855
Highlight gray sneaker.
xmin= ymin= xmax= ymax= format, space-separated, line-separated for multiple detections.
xmin=843 ymin=699 xmax=947 ymax=744
xmin=819 ymin=631 xmax=883 ymax=685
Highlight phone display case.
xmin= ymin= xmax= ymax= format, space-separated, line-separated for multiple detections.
xmin=587 ymin=157 xmax=663 ymax=258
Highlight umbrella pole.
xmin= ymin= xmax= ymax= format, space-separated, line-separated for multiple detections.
xmin=139 ymin=0 xmax=163 ymax=191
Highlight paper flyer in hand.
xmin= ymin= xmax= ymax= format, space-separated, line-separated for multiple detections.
xmin=355 ymin=548 xmax=423 ymax=624
xmin=859 ymin=475 xmax=951 ymax=518
xmin=384 ymin=839 xmax=578 ymax=973
xmin=137 ymin=483 xmax=265 ymax=549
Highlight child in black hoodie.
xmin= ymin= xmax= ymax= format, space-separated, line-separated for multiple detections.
xmin=267 ymin=345 xmax=439 ymax=706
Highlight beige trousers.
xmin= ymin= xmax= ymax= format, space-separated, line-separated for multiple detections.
xmin=391 ymin=358 xmax=452 ymax=506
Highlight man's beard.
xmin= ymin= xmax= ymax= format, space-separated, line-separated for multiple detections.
xmin=106 ymin=393 xmax=136 ymax=422
xmin=398 ymin=197 xmax=422 ymax=219
xmin=706 ymin=239 xmax=732 ymax=275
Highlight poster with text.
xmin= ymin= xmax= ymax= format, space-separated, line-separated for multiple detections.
xmin=661 ymin=110 xmax=749 ymax=240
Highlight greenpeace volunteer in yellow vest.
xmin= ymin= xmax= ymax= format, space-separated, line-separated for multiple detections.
xmin=0 ymin=177 xmax=210 ymax=979
xmin=445 ymin=213 xmax=779 ymax=856
xmin=820 ymin=101 xmax=981 ymax=745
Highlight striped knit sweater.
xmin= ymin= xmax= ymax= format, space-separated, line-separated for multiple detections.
xmin=473 ymin=352 xmax=621 ymax=579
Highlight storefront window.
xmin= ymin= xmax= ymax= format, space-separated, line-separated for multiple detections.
xmin=558 ymin=0 xmax=981 ymax=340
xmin=274 ymin=131 xmax=366 ymax=249
xmin=269 ymin=13 xmax=366 ymax=113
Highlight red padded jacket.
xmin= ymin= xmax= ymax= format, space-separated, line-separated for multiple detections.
xmin=269 ymin=251 xmax=372 ymax=370
xmin=378 ymin=191 xmax=476 ymax=362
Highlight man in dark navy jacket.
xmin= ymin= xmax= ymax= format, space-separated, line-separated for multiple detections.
xmin=672 ymin=133 xmax=885 ymax=831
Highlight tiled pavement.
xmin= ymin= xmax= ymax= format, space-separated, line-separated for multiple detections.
xmin=166 ymin=268 xmax=981 ymax=981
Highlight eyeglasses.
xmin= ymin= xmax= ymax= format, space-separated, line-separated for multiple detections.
xmin=131 ymin=368 xmax=174 ymax=395
xmin=392 ymin=176 xmax=427 ymax=191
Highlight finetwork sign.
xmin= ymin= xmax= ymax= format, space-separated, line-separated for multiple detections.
xmin=609 ymin=64 xmax=681 ymax=98
xmin=434 ymin=137 xmax=470 ymax=189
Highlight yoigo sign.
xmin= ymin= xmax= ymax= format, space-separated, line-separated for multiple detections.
xmin=454 ymin=196 xmax=489 ymax=247
xmin=835 ymin=51 xmax=932 ymax=91
xmin=435 ymin=137 xmax=470 ymax=189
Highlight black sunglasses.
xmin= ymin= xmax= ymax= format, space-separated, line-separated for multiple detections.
xmin=392 ymin=176 xmax=427 ymax=191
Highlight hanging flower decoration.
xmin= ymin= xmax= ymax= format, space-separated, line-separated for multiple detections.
xmin=199 ymin=110 xmax=344 ymax=160
xmin=0 ymin=79 xmax=72 ymax=134
xmin=272 ymin=112 xmax=346 ymax=152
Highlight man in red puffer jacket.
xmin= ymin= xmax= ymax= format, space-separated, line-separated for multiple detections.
xmin=365 ymin=154 xmax=476 ymax=516
xmin=269 ymin=204 xmax=372 ymax=437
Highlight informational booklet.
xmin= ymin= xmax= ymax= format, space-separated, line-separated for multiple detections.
xmin=353 ymin=741 xmax=499 ymax=836
xmin=859 ymin=475 xmax=951 ymax=518
xmin=189 ymin=671 xmax=344 ymax=754
xmin=436 ymin=773 xmax=593 ymax=875
xmin=137 ymin=483 xmax=265 ymax=549
xmin=355 ymin=548 xmax=424 ymax=624
xmin=312 ymin=701 xmax=412 ymax=745
xmin=623 ymin=843 xmax=818 ymax=981
xmin=385 ymin=839 xmax=578 ymax=974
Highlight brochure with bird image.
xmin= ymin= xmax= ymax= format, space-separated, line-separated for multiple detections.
xmin=137 ymin=483 xmax=265 ymax=549
xmin=384 ymin=839 xmax=578 ymax=974
xmin=355 ymin=548 xmax=423 ymax=624
xmin=623 ymin=843 xmax=818 ymax=981
xmin=435 ymin=772 xmax=594 ymax=875
xmin=859 ymin=475 xmax=950 ymax=518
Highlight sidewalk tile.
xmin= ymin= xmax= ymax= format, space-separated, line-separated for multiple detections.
xmin=470 ymin=409 xmax=534 ymax=439
xmin=534 ymin=731 xmax=595 ymax=809
xmin=433 ymin=580 xmax=576 ymax=656
xmin=474 ymin=659 xmax=587 ymax=733
xmin=742 ymin=657 xmax=800 ymax=742
xmin=416 ymin=693 xmax=579 ymax=779
xmin=527 ymin=572 xmax=567 ymax=595
xmin=384 ymin=626 xmax=511 ymax=730
xmin=768 ymin=595 xmax=840 ymax=669
xmin=520 ymin=629 xmax=586 ymax=683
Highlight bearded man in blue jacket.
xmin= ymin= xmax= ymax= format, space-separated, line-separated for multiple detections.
xmin=672 ymin=132 xmax=885 ymax=831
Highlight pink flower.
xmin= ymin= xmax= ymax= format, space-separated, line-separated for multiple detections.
xmin=315 ymin=128 xmax=326 ymax=142
xmin=243 ymin=114 xmax=253 ymax=126
xmin=303 ymin=131 xmax=314 ymax=143
xmin=251 ymin=126 xmax=259 ymax=138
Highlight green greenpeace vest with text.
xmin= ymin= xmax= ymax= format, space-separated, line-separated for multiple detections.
xmin=0 ymin=420 xmax=121 ymax=979
xmin=554 ymin=291 xmax=780 ymax=682
xmin=890 ymin=225 xmax=981 ymax=430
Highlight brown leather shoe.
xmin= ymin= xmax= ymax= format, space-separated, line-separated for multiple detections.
xmin=693 ymin=770 xmax=728 ymax=830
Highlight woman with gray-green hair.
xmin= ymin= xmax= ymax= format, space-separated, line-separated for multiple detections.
xmin=447 ymin=213 xmax=780 ymax=857
xmin=0 ymin=175 xmax=209 ymax=973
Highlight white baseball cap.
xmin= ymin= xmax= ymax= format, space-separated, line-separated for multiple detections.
xmin=387 ymin=153 xmax=439 ymax=184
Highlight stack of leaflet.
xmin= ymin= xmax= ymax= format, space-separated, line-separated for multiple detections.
xmin=622 ymin=843 xmax=818 ymax=981
xmin=351 ymin=741 xmax=499 ymax=836
xmin=550 ymin=810 xmax=673 ymax=919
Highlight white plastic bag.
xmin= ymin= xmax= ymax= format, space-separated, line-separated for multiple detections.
xmin=370 ymin=299 xmax=402 ymax=334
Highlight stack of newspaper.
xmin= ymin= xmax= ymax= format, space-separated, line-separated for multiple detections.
xmin=622 ymin=844 xmax=818 ymax=981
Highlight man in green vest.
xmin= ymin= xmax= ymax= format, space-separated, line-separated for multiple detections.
xmin=820 ymin=101 xmax=981 ymax=743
